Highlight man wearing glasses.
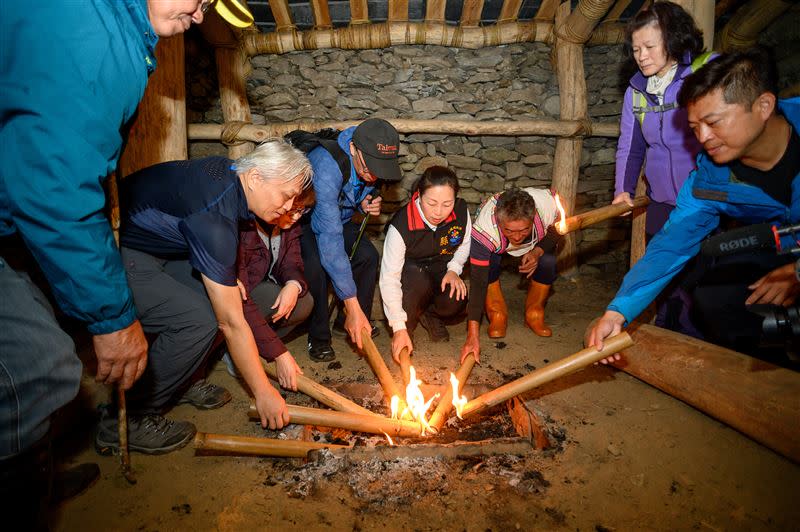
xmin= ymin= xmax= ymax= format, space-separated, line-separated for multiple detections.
xmin=300 ymin=118 xmax=403 ymax=362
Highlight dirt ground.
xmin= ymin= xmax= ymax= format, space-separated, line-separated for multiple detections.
xmin=53 ymin=271 xmax=800 ymax=531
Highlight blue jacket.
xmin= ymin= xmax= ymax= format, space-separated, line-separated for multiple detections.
xmin=308 ymin=127 xmax=376 ymax=300
xmin=0 ymin=1 xmax=157 ymax=334
xmin=609 ymin=97 xmax=800 ymax=323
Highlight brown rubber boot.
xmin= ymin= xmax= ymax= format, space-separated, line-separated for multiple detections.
xmin=525 ymin=281 xmax=552 ymax=337
xmin=485 ymin=280 xmax=508 ymax=338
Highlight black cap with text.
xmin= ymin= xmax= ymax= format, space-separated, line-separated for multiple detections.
xmin=352 ymin=118 xmax=402 ymax=182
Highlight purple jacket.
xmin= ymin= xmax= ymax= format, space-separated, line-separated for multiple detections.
xmin=615 ymin=55 xmax=704 ymax=206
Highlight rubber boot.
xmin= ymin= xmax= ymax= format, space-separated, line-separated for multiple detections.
xmin=485 ymin=280 xmax=508 ymax=338
xmin=525 ymin=281 xmax=552 ymax=337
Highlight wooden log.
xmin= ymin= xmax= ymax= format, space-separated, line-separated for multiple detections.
xmin=215 ymin=46 xmax=254 ymax=159
xmin=629 ymin=172 xmax=648 ymax=268
xmin=240 ymin=20 xmax=624 ymax=55
xmin=188 ymin=118 xmax=619 ymax=143
xmin=310 ymin=437 xmax=534 ymax=461
xmin=361 ymin=331 xmax=405 ymax=406
xmin=309 ymin=0 xmax=333 ymax=29
xmin=248 ymin=404 xmax=424 ymax=437
xmin=398 ymin=347 xmax=412 ymax=389
xmin=264 ymin=364 xmax=378 ymax=417
xmin=349 ymin=0 xmax=370 ymax=24
xmin=622 ymin=324 xmax=800 ymax=464
xmin=194 ymin=432 xmax=348 ymax=457
xmin=498 ymin=0 xmax=524 ymax=23
xmin=671 ymin=0 xmax=714 ymax=51
xmin=556 ymin=196 xmax=650 ymax=235
xmin=461 ymin=332 xmax=634 ymax=418
xmin=715 ymin=0 xmax=793 ymax=52
xmin=460 ymin=0 xmax=485 ymax=27
xmin=388 ymin=0 xmax=409 ymax=22
xmin=428 ymin=354 xmax=477 ymax=431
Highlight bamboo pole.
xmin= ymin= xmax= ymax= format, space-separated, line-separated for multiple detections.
xmin=264 ymin=364 xmax=378 ymax=417
xmin=216 ymin=46 xmax=255 ymax=158
xmin=361 ymin=331 xmax=405 ymax=405
xmin=715 ymin=0 xmax=793 ymax=52
xmin=534 ymin=0 xmax=560 ymax=21
xmin=269 ymin=0 xmax=296 ymax=32
xmin=425 ymin=0 xmax=447 ymax=22
xmin=629 ymin=172 xmax=648 ymax=268
xmin=309 ymin=0 xmax=333 ymax=29
xmin=240 ymin=20 xmax=624 ymax=56
xmin=556 ymin=196 xmax=650 ymax=235
xmin=428 ymin=354 xmax=477 ymax=431
xmin=460 ymin=332 xmax=634 ymax=418
xmin=350 ymin=0 xmax=370 ymax=25
xmin=398 ymin=348 xmax=412 ymax=389
xmin=194 ymin=432 xmax=348 ymax=457
xmin=248 ymin=404 xmax=424 ymax=437
xmin=388 ymin=0 xmax=409 ymax=22
xmin=189 ymin=118 xmax=619 ymax=143
xmin=622 ymin=324 xmax=800 ymax=464
xmin=498 ymin=0 xmax=524 ymax=23
xmin=460 ymin=0 xmax=485 ymax=27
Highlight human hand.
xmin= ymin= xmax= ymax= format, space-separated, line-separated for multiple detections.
xmin=391 ymin=329 xmax=414 ymax=364
xmin=344 ymin=298 xmax=371 ymax=350
xmin=255 ymin=385 xmax=290 ymax=430
xmin=93 ymin=320 xmax=148 ymax=390
xmin=746 ymin=264 xmax=800 ymax=306
xmin=236 ymin=279 xmax=248 ymax=301
xmin=274 ymin=351 xmax=303 ymax=391
xmin=361 ymin=195 xmax=382 ymax=216
xmin=272 ymin=282 xmax=301 ymax=322
xmin=519 ymin=248 xmax=544 ymax=279
xmin=586 ymin=311 xmax=626 ymax=363
xmin=612 ymin=192 xmax=634 ymax=215
xmin=441 ymin=270 xmax=467 ymax=300
xmin=460 ymin=321 xmax=481 ymax=364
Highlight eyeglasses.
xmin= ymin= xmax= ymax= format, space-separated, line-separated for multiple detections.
xmin=200 ymin=0 xmax=215 ymax=14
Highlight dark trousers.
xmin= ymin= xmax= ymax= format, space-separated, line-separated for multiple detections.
xmin=690 ymin=249 xmax=795 ymax=355
xmin=401 ymin=260 xmax=467 ymax=333
xmin=300 ymin=221 xmax=378 ymax=343
xmin=121 ymin=247 xmax=219 ymax=414
xmin=487 ymin=250 xmax=558 ymax=285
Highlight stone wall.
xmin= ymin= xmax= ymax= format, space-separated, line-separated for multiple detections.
xmin=187 ymin=39 xmax=632 ymax=274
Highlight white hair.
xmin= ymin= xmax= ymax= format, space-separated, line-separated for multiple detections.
xmin=233 ymin=138 xmax=312 ymax=189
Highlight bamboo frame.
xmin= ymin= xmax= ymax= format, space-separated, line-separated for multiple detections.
xmin=194 ymin=432 xmax=349 ymax=457
xmin=269 ymin=0 xmax=296 ymax=32
xmin=350 ymin=0 xmax=370 ymax=25
xmin=556 ymin=196 xmax=650 ymax=235
xmin=309 ymin=0 xmax=333 ymax=29
xmin=387 ymin=0 xmax=409 ymax=22
xmin=460 ymin=0 xmax=485 ymax=27
xmin=629 ymin=172 xmax=648 ymax=268
xmin=534 ymin=0 xmax=560 ymax=21
xmin=498 ymin=0 xmax=524 ymax=23
xmin=425 ymin=0 xmax=447 ymax=22
xmin=715 ymin=0 xmax=793 ymax=52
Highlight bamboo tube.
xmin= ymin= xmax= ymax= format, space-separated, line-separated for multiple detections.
xmin=460 ymin=332 xmax=634 ymax=418
xmin=248 ymin=404 xmax=424 ymax=437
xmin=556 ymin=196 xmax=650 ymax=235
xmin=194 ymin=432 xmax=348 ymax=457
xmin=398 ymin=348 xmax=412 ymax=389
xmin=361 ymin=331 xmax=405 ymax=405
xmin=428 ymin=354 xmax=477 ymax=431
xmin=188 ymin=118 xmax=619 ymax=144
xmin=264 ymin=364 xmax=378 ymax=417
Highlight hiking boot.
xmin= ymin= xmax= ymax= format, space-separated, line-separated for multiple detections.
xmin=308 ymin=339 xmax=336 ymax=362
xmin=177 ymin=379 xmax=232 ymax=410
xmin=418 ymin=312 xmax=450 ymax=342
xmin=95 ymin=412 xmax=196 ymax=455
xmin=332 ymin=322 xmax=381 ymax=339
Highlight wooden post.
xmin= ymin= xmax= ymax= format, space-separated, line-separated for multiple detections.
xmin=425 ymin=0 xmax=447 ymax=23
xmin=460 ymin=0 xmax=485 ymax=27
xmin=534 ymin=0 xmax=559 ymax=21
xmin=428 ymin=354 xmax=477 ymax=431
xmin=461 ymin=332 xmax=634 ymax=418
xmin=388 ymin=0 xmax=409 ymax=22
xmin=629 ymin=173 xmax=648 ymax=268
xmin=118 ymin=35 xmax=187 ymax=177
xmin=309 ymin=0 xmax=333 ymax=29
xmin=361 ymin=331 xmax=406 ymax=407
xmin=194 ymin=432 xmax=348 ymax=457
xmin=216 ymin=46 xmax=255 ymax=159
xmin=248 ymin=403 xmax=424 ymax=438
xmin=264 ymin=364 xmax=378 ymax=417
xmin=349 ymin=0 xmax=370 ymax=24
xmin=622 ymin=324 xmax=800 ymax=464
xmin=715 ymin=0 xmax=792 ymax=52
xmin=556 ymin=196 xmax=650 ymax=235
xmin=671 ymin=0 xmax=714 ymax=51
xmin=498 ymin=0 xmax=524 ymax=23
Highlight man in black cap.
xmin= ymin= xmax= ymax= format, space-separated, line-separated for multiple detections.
xmin=300 ymin=118 xmax=402 ymax=361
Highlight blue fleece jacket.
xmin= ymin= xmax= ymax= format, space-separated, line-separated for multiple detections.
xmin=0 ymin=0 xmax=157 ymax=334
xmin=308 ymin=127 xmax=376 ymax=300
xmin=609 ymin=97 xmax=800 ymax=323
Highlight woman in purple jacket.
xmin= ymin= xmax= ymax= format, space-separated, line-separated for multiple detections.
xmin=613 ymin=1 xmax=709 ymax=333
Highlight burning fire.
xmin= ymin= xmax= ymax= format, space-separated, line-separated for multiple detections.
xmin=449 ymin=372 xmax=468 ymax=419
xmin=554 ymin=193 xmax=567 ymax=234
xmin=391 ymin=366 xmax=438 ymax=435
xmin=382 ymin=432 xmax=395 ymax=446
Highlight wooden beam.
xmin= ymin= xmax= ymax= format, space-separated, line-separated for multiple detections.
xmin=349 ymin=0 xmax=370 ymax=25
xmin=425 ymin=0 xmax=447 ymax=22
xmin=460 ymin=0 xmax=484 ymax=27
xmin=498 ymin=0 xmax=524 ymax=23
xmin=534 ymin=0 xmax=560 ymax=21
xmin=387 ymin=0 xmax=409 ymax=22
xmin=188 ymin=118 xmax=620 ymax=143
xmin=309 ymin=0 xmax=333 ymax=29
xmin=671 ymin=0 xmax=714 ymax=51
xmin=269 ymin=0 xmax=296 ymax=31
xmin=621 ymin=324 xmax=800 ymax=464
xmin=715 ymin=0 xmax=793 ymax=52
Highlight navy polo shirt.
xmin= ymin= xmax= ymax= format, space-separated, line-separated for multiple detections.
xmin=119 ymin=157 xmax=252 ymax=286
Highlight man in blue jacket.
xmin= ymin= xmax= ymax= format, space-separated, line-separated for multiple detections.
xmin=300 ymin=119 xmax=402 ymax=361
xmin=0 ymin=0 xmax=252 ymax=523
xmin=589 ymin=49 xmax=799 ymax=358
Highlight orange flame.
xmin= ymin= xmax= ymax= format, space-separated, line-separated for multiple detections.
xmin=449 ymin=372 xmax=468 ymax=419
xmin=554 ymin=193 xmax=567 ymax=234
xmin=382 ymin=432 xmax=395 ymax=446
xmin=404 ymin=366 xmax=438 ymax=435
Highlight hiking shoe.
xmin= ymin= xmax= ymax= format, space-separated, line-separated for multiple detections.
xmin=332 ymin=322 xmax=381 ymax=339
xmin=95 ymin=413 xmax=196 ymax=455
xmin=308 ymin=339 xmax=336 ymax=362
xmin=419 ymin=312 xmax=450 ymax=342
xmin=177 ymin=379 xmax=232 ymax=410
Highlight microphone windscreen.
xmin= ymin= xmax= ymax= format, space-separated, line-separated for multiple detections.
xmin=700 ymin=223 xmax=774 ymax=257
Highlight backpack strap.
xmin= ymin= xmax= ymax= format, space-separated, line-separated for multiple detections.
xmin=632 ymin=89 xmax=678 ymax=125
xmin=284 ymin=129 xmax=352 ymax=185
xmin=690 ymin=51 xmax=714 ymax=72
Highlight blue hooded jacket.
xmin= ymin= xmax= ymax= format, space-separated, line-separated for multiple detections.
xmin=609 ymin=97 xmax=800 ymax=323
xmin=0 ymin=1 xmax=157 ymax=334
